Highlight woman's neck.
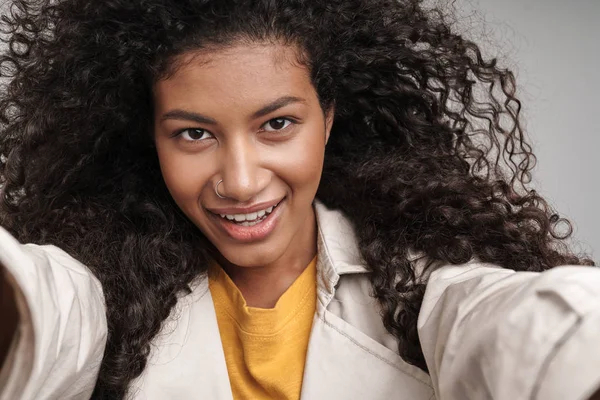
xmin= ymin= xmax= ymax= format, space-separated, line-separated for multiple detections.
xmin=218 ymin=210 xmax=318 ymax=309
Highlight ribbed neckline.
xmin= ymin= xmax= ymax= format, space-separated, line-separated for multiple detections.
xmin=209 ymin=257 xmax=317 ymax=336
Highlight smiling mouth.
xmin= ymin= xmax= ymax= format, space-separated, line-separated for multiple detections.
xmin=212 ymin=199 xmax=283 ymax=227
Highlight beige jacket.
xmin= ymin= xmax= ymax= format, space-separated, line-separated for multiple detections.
xmin=1 ymin=200 xmax=600 ymax=400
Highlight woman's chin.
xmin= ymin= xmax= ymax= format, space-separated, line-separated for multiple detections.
xmin=214 ymin=247 xmax=282 ymax=269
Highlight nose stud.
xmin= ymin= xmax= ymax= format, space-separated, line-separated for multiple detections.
xmin=215 ymin=179 xmax=226 ymax=199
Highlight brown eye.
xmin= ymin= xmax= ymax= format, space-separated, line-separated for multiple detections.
xmin=263 ymin=118 xmax=291 ymax=132
xmin=180 ymin=128 xmax=212 ymax=141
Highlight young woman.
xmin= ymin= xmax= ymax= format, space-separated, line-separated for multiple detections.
xmin=0 ymin=0 xmax=598 ymax=399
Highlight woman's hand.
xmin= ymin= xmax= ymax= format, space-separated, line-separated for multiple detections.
xmin=0 ymin=264 xmax=19 ymax=370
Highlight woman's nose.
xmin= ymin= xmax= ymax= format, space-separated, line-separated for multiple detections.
xmin=218 ymin=139 xmax=270 ymax=202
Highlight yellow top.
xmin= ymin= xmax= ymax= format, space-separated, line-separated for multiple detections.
xmin=208 ymin=257 xmax=317 ymax=400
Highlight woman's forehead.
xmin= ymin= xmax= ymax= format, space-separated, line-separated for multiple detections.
xmin=160 ymin=40 xmax=309 ymax=82
xmin=153 ymin=43 xmax=316 ymax=113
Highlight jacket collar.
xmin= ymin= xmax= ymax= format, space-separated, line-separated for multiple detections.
xmin=313 ymin=199 xmax=430 ymax=287
xmin=313 ymin=199 xmax=369 ymax=298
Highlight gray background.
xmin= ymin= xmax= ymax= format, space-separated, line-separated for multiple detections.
xmin=1 ymin=0 xmax=598 ymax=259
xmin=449 ymin=0 xmax=599 ymax=260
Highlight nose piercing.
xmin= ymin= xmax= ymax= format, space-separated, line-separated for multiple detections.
xmin=215 ymin=179 xmax=226 ymax=199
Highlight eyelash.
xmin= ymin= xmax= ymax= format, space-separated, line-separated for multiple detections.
xmin=261 ymin=117 xmax=295 ymax=132
xmin=174 ymin=117 xmax=297 ymax=142
xmin=176 ymin=128 xmax=213 ymax=142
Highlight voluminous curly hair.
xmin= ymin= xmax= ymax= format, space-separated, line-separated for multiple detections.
xmin=0 ymin=0 xmax=593 ymax=397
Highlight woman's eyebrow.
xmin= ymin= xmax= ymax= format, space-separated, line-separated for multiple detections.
xmin=160 ymin=110 xmax=217 ymax=125
xmin=251 ymin=96 xmax=306 ymax=119
xmin=160 ymin=96 xmax=306 ymax=125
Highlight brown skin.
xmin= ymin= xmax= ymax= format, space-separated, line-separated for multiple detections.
xmin=0 ymin=266 xmax=19 ymax=369
xmin=153 ymin=43 xmax=333 ymax=308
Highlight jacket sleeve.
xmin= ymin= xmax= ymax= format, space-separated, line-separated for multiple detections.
xmin=0 ymin=227 xmax=107 ymax=400
xmin=418 ymin=262 xmax=600 ymax=400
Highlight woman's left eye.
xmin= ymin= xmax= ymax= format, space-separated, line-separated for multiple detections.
xmin=262 ymin=118 xmax=292 ymax=132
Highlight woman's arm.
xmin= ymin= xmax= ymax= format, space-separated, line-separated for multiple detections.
xmin=419 ymin=262 xmax=600 ymax=400
xmin=0 ymin=266 xmax=19 ymax=370
xmin=0 ymin=228 xmax=107 ymax=400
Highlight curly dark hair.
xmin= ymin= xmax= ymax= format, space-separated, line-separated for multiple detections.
xmin=0 ymin=0 xmax=593 ymax=397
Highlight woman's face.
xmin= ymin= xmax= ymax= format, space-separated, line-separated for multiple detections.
xmin=153 ymin=43 xmax=333 ymax=268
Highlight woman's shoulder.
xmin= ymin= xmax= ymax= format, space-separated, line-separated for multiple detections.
xmin=419 ymin=260 xmax=600 ymax=400
xmin=0 ymin=226 xmax=107 ymax=400
xmin=0 ymin=225 xmax=104 ymax=303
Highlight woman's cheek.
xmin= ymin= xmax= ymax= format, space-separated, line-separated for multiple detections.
xmin=270 ymin=127 xmax=326 ymax=183
xmin=159 ymin=150 xmax=211 ymax=205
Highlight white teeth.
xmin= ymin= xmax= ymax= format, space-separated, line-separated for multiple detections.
xmin=239 ymin=220 xmax=262 ymax=227
xmin=219 ymin=202 xmax=278 ymax=223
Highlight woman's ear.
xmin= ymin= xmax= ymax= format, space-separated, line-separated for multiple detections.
xmin=324 ymin=105 xmax=335 ymax=144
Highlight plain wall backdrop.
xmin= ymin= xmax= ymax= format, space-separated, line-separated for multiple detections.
xmin=450 ymin=0 xmax=599 ymax=260
xmin=0 ymin=0 xmax=598 ymax=260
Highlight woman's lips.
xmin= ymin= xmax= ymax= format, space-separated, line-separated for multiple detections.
xmin=208 ymin=198 xmax=282 ymax=215
xmin=210 ymin=198 xmax=285 ymax=243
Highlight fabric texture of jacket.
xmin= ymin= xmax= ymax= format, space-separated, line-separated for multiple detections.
xmin=1 ymin=200 xmax=600 ymax=399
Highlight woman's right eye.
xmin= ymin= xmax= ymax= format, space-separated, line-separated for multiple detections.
xmin=178 ymin=128 xmax=213 ymax=142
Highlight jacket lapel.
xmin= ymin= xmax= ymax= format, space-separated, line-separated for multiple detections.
xmin=300 ymin=305 xmax=434 ymax=400
xmin=130 ymin=278 xmax=233 ymax=400
xmin=300 ymin=201 xmax=434 ymax=399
